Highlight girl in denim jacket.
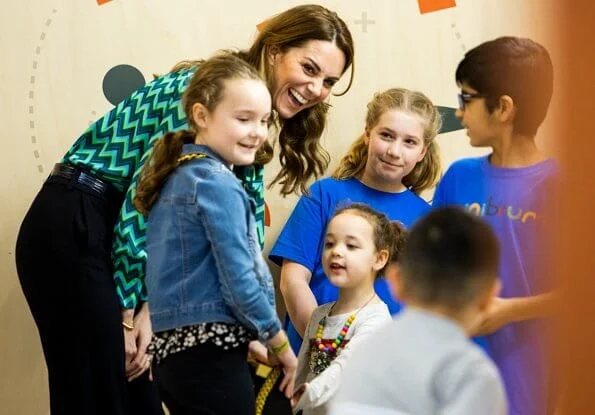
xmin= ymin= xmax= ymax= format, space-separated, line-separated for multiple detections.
xmin=134 ymin=52 xmax=297 ymax=415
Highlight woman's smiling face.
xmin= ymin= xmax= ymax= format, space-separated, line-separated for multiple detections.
xmin=268 ymin=39 xmax=346 ymax=119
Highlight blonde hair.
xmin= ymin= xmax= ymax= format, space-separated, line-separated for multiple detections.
xmin=332 ymin=88 xmax=442 ymax=194
xmin=169 ymin=5 xmax=354 ymax=195
xmin=134 ymin=52 xmax=267 ymax=215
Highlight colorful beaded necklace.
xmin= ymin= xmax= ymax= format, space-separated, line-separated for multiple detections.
xmin=309 ymin=293 xmax=377 ymax=375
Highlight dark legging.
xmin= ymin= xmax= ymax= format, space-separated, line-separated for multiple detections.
xmin=16 ymin=176 xmax=163 ymax=415
xmin=153 ymin=342 xmax=255 ymax=415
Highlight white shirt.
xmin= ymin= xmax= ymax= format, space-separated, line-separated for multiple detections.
xmin=294 ymin=300 xmax=391 ymax=415
xmin=328 ymin=308 xmax=507 ymax=415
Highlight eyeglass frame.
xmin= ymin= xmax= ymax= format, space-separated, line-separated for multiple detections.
xmin=457 ymin=92 xmax=486 ymax=109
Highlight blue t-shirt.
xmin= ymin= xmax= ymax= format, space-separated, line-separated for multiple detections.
xmin=270 ymin=177 xmax=431 ymax=352
xmin=433 ymin=155 xmax=557 ymax=415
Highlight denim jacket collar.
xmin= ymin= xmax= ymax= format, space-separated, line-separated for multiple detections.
xmin=181 ymin=143 xmax=230 ymax=169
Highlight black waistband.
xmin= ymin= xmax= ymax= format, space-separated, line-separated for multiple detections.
xmin=48 ymin=163 xmax=122 ymax=201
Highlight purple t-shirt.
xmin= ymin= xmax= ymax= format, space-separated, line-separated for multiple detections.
xmin=433 ymin=156 xmax=557 ymax=415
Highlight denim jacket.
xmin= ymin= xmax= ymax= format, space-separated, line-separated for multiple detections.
xmin=146 ymin=144 xmax=281 ymax=342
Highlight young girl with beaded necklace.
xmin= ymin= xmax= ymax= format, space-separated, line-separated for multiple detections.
xmin=134 ymin=52 xmax=297 ymax=414
xmin=291 ymin=203 xmax=407 ymax=414
xmin=270 ymin=88 xmax=442 ymax=356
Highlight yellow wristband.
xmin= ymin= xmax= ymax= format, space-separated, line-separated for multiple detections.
xmin=122 ymin=321 xmax=134 ymax=331
xmin=271 ymin=340 xmax=289 ymax=355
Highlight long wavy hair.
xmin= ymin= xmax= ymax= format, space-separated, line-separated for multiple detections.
xmin=332 ymin=88 xmax=442 ymax=194
xmin=134 ymin=53 xmax=267 ymax=215
xmin=171 ymin=5 xmax=354 ymax=195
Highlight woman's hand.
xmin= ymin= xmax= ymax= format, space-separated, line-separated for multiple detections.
xmin=123 ymin=303 xmax=153 ymax=381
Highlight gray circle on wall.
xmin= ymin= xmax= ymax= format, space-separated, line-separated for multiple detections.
xmin=102 ymin=64 xmax=146 ymax=106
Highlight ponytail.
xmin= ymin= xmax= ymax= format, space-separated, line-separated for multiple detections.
xmin=134 ymin=130 xmax=195 ymax=215
xmin=389 ymin=221 xmax=408 ymax=265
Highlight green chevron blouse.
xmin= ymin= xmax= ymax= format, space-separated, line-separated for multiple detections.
xmin=62 ymin=68 xmax=266 ymax=309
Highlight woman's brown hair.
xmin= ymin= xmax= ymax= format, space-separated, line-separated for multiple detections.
xmin=134 ymin=53 xmax=266 ymax=215
xmin=170 ymin=5 xmax=354 ymax=195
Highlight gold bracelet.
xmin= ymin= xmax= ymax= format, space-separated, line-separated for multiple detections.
xmin=270 ymin=339 xmax=289 ymax=355
xmin=122 ymin=321 xmax=134 ymax=331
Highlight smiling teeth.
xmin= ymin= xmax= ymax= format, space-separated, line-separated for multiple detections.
xmin=290 ymin=88 xmax=308 ymax=105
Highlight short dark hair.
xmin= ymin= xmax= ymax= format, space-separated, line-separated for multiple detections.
xmin=456 ymin=36 xmax=553 ymax=136
xmin=400 ymin=207 xmax=500 ymax=309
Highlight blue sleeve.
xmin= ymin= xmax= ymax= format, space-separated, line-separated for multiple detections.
xmin=432 ymin=165 xmax=489 ymax=351
xmin=432 ymin=176 xmax=446 ymax=208
xmin=269 ymin=181 xmax=326 ymax=271
xmin=197 ymin=170 xmax=281 ymax=341
xmin=432 ymin=168 xmax=452 ymax=208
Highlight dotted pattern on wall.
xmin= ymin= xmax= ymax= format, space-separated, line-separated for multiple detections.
xmin=28 ymin=8 xmax=57 ymax=176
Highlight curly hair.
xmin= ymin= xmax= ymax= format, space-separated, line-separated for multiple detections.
xmin=332 ymin=203 xmax=409 ymax=277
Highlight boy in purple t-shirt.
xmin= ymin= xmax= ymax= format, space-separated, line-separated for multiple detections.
xmin=433 ymin=37 xmax=557 ymax=415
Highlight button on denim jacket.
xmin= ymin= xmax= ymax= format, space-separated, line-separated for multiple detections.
xmin=146 ymin=144 xmax=281 ymax=342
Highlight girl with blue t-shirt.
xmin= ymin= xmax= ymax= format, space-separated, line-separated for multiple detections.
xmin=269 ymin=88 xmax=442 ymax=352
xmin=134 ymin=53 xmax=297 ymax=414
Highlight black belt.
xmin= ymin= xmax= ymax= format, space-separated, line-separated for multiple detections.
xmin=48 ymin=163 xmax=120 ymax=199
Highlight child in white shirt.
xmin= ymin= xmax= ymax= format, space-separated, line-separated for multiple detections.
xmin=292 ymin=203 xmax=406 ymax=414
